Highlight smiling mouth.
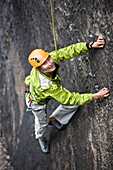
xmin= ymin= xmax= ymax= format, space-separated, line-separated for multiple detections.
xmin=48 ymin=65 xmax=55 ymax=69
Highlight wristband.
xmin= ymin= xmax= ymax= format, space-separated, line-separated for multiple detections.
xmin=86 ymin=41 xmax=94 ymax=49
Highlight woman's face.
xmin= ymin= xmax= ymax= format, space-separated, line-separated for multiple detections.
xmin=41 ymin=55 xmax=56 ymax=72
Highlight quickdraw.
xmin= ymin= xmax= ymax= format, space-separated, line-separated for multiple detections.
xmin=28 ymin=98 xmax=32 ymax=107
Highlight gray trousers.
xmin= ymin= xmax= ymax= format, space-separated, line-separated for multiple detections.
xmin=31 ymin=103 xmax=79 ymax=139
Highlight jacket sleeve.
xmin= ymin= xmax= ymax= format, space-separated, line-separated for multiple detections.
xmin=25 ymin=75 xmax=31 ymax=86
xmin=43 ymin=86 xmax=93 ymax=106
xmin=50 ymin=42 xmax=90 ymax=63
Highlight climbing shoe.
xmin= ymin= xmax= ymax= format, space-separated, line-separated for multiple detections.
xmin=50 ymin=120 xmax=66 ymax=130
xmin=39 ymin=139 xmax=49 ymax=153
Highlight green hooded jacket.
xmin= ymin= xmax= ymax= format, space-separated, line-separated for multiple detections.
xmin=25 ymin=42 xmax=93 ymax=105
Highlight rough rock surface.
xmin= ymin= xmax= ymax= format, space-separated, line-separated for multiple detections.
xmin=0 ymin=0 xmax=113 ymax=170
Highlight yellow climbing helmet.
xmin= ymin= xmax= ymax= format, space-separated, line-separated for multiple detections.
xmin=28 ymin=49 xmax=49 ymax=68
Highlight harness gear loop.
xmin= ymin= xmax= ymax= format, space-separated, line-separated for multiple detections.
xmin=50 ymin=0 xmax=58 ymax=59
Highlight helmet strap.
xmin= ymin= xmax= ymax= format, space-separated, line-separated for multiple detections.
xmin=40 ymin=66 xmax=50 ymax=73
xmin=40 ymin=61 xmax=56 ymax=73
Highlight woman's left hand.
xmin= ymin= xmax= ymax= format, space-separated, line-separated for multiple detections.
xmin=92 ymin=35 xmax=105 ymax=48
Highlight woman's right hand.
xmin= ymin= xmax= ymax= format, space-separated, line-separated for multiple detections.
xmin=92 ymin=87 xmax=110 ymax=99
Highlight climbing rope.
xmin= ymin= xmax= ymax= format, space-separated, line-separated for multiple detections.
xmin=50 ymin=0 xmax=64 ymax=87
xmin=50 ymin=0 xmax=58 ymax=58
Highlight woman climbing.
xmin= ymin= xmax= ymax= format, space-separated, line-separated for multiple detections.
xmin=25 ymin=36 xmax=109 ymax=153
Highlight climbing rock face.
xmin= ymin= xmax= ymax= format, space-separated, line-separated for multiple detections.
xmin=0 ymin=0 xmax=113 ymax=169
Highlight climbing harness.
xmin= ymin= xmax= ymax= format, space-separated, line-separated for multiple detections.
xmin=25 ymin=84 xmax=40 ymax=111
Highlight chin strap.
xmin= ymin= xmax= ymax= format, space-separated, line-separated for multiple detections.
xmin=40 ymin=66 xmax=51 ymax=73
xmin=40 ymin=61 xmax=56 ymax=73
